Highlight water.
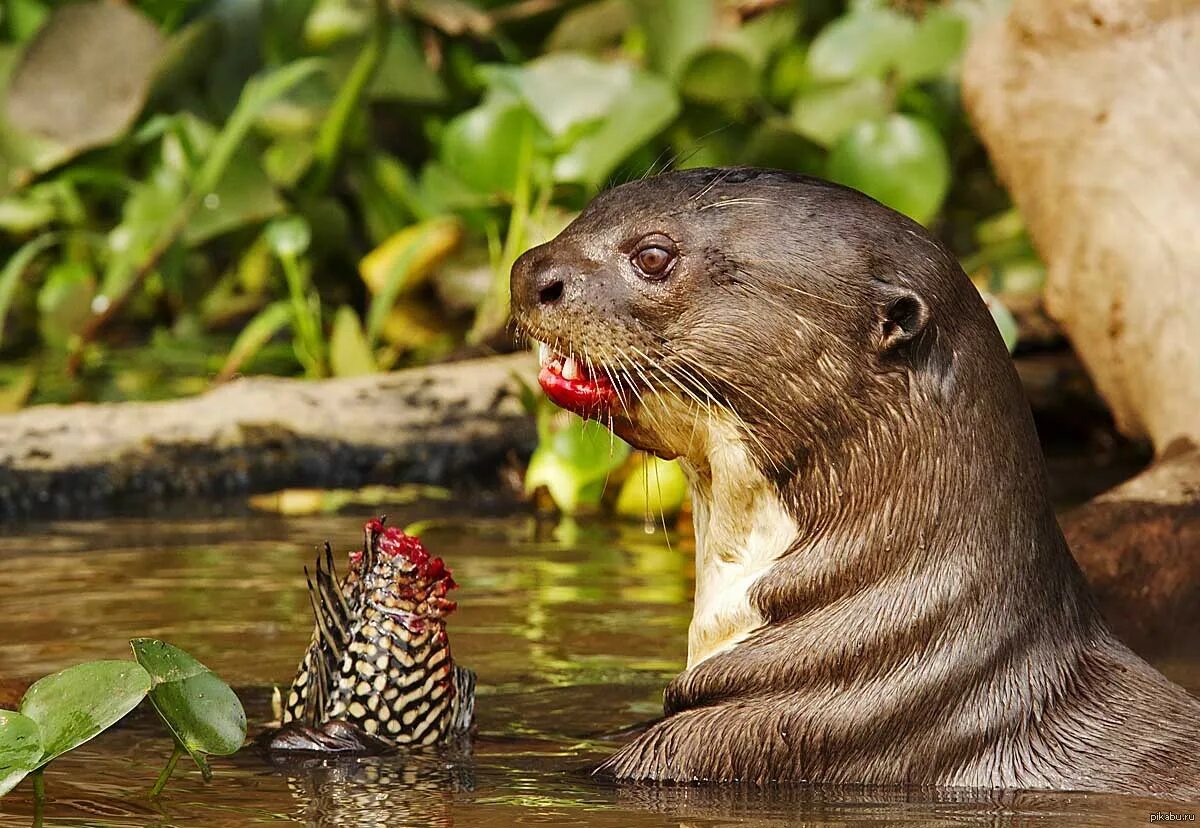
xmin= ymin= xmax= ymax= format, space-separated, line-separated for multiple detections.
xmin=0 ymin=506 xmax=1194 ymax=827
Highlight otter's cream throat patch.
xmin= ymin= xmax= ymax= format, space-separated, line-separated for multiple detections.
xmin=637 ymin=396 xmax=798 ymax=668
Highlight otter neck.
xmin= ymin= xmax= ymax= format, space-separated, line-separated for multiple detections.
xmin=678 ymin=416 xmax=799 ymax=667
xmin=674 ymin=371 xmax=1103 ymax=691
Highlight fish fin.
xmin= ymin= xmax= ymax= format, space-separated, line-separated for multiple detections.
xmin=300 ymin=549 xmax=355 ymax=725
xmin=450 ymin=665 xmax=477 ymax=735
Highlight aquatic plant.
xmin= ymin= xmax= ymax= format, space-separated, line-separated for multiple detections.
xmin=0 ymin=639 xmax=245 ymax=810
xmin=0 ymin=0 xmax=1033 ymax=409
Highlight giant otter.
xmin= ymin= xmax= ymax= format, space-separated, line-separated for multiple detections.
xmin=509 ymin=168 xmax=1200 ymax=798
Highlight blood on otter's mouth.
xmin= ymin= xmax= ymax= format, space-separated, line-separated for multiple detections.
xmin=536 ymin=341 xmax=618 ymax=418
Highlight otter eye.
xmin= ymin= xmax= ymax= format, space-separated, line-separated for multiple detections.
xmin=632 ymin=240 xmax=676 ymax=279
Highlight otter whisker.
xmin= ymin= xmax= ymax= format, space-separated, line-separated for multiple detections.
xmin=754 ymin=275 xmax=859 ymax=311
xmin=658 ymin=349 xmax=791 ymax=477
xmin=697 ymin=197 xmax=775 ymax=212
xmin=689 ymin=168 xmax=736 ymax=203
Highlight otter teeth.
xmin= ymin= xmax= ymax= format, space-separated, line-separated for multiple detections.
xmin=537 ymin=341 xmax=551 ymax=368
xmin=561 ymin=356 xmax=580 ymax=381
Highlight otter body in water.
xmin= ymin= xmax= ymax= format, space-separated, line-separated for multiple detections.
xmin=510 ymin=168 xmax=1200 ymax=798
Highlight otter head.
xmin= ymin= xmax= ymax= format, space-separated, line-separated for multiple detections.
xmin=511 ymin=168 xmax=1002 ymax=474
xmin=511 ymin=167 xmax=1037 ymax=666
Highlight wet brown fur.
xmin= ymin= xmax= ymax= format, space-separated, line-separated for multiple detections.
xmin=510 ymin=168 xmax=1200 ymax=798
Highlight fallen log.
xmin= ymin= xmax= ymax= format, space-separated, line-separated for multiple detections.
xmin=0 ymin=354 xmax=538 ymax=520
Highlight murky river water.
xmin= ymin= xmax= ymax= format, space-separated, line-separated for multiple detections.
xmin=0 ymin=503 xmax=1195 ymax=826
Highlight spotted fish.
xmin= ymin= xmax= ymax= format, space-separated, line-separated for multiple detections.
xmin=272 ymin=519 xmax=475 ymax=752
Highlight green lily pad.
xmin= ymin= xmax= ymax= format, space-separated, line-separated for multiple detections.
xmin=131 ymin=639 xmax=246 ymax=780
xmin=791 ymin=77 xmax=890 ymax=148
xmin=19 ymin=661 xmax=152 ymax=768
xmin=826 ymin=114 xmax=950 ymax=225
xmin=0 ymin=709 xmax=42 ymax=797
xmin=894 ymin=8 xmax=967 ymax=84
xmin=807 ymin=7 xmax=914 ymax=82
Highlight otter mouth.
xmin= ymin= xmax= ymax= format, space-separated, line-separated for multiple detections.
xmin=536 ymin=341 xmax=619 ymax=418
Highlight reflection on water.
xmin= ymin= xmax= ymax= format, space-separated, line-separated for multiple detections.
xmin=0 ymin=506 xmax=1196 ymax=827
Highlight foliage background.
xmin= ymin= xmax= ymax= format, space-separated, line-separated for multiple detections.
xmin=0 ymin=0 xmax=1044 ymax=513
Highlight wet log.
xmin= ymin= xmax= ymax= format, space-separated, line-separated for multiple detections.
xmin=1062 ymin=440 xmax=1200 ymax=652
xmin=0 ymin=354 xmax=538 ymax=520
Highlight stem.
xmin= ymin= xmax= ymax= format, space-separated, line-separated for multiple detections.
xmin=307 ymin=0 xmax=390 ymax=195
xmin=470 ymin=120 xmax=537 ymax=343
xmin=65 ymin=210 xmax=190 ymax=376
xmin=150 ymin=744 xmax=183 ymax=798
xmin=31 ymin=768 xmax=44 ymax=828
xmin=280 ymin=255 xmax=325 ymax=377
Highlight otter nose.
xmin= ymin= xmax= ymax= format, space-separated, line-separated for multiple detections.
xmin=533 ymin=268 xmax=565 ymax=306
xmin=511 ymin=247 xmax=574 ymax=315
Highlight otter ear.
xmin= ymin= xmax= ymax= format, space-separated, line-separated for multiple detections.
xmin=876 ymin=285 xmax=929 ymax=351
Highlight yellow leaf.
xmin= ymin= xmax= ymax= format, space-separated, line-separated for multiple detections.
xmin=358 ymin=217 xmax=461 ymax=295
xmin=378 ymin=299 xmax=446 ymax=350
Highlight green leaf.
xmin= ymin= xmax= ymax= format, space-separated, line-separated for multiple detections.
xmin=549 ymin=71 xmax=679 ymax=185
xmin=218 ymin=300 xmax=294 ymax=380
xmin=980 ymin=290 xmax=1019 ymax=353
xmin=100 ymin=165 xmax=186 ymax=299
xmin=349 ymin=154 xmax=418 ymax=242
xmin=194 ymin=58 xmax=326 ymax=198
xmin=826 ymin=114 xmax=950 ymax=225
xmin=627 ymin=0 xmax=714 ymax=81
xmin=615 ymin=454 xmax=689 ymax=520
xmin=767 ymin=43 xmax=811 ymax=104
xmin=440 ymin=94 xmax=544 ymax=196
xmin=263 ymin=136 xmax=316 ymax=189
xmin=546 ymin=0 xmax=632 ymax=53
xmin=330 ymin=306 xmax=377 ymax=377
xmin=807 ymin=8 xmax=915 ymax=82
xmin=0 ymin=709 xmax=42 ymax=797
xmin=130 ymin=640 xmax=246 ymax=779
xmin=527 ymin=410 xmax=631 ymax=513
xmin=791 ymin=78 xmax=890 ymax=148
xmin=6 ymin=0 xmax=50 ymax=42
xmin=679 ymin=47 xmax=758 ymax=104
xmin=37 ymin=261 xmax=96 ymax=347
xmin=0 ymin=364 xmax=37 ymax=413
xmin=184 ymin=150 xmax=285 ymax=246
xmin=362 ymin=218 xmax=461 ymax=343
xmin=480 ymin=54 xmax=680 ymax=186
xmin=0 ymin=190 xmax=56 ymax=233
xmin=6 ymin=2 xmax=165 ymax=158
xmin=894 ymin=8 xmax=968 ymax=84
xmin=0 ymin=233 xmax=57 ymax=348
xmin=19 ymin=661 xmax=151 ymax=769
xmin=366 ymin=22 xmax=447 ymax=104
